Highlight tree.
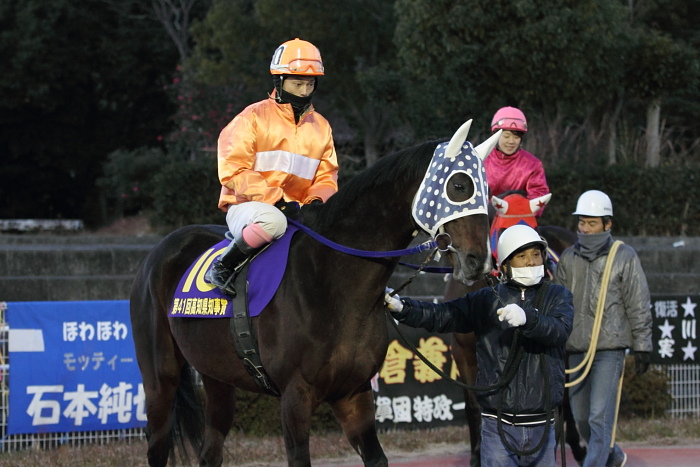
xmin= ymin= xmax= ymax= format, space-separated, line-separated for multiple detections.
xmin=0 ymin=0 xmax=179 ymax=225
xmin=152 ymin=0 xmax=204 ymax=60
xmin=393 ymin=0 xmax=631 ymax=154
xmin=187 ymin=0 xmax=403 ymax=168
xmin=621 ymin=0 xmax=700 ymax=167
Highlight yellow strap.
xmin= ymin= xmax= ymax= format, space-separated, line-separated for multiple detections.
xmin=565 ymin=240 xmax=623 ymax=387
xmin=610 ymin=358 xmax=626 ymax=448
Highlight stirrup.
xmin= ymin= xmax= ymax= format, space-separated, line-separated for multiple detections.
xmin=205 ymin=262 xmax=239 ymax=297
xmin=220 ymin=275 xmax=238 ymax=297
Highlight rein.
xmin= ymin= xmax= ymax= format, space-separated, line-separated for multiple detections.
xmin=287 ymin=218 xmax=438 ymax=258
xmin=286 ymin=218 xmax=455 ymax=294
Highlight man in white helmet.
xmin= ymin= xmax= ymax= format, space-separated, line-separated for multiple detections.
xmin=206 ymin=38 xmax=339 ymax=296
xmin=385 ymin=224 xmax=573 ymax=465
xmin=554 ymin=189 xmax=652 ymax=467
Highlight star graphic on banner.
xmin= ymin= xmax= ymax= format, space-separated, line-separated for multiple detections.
xmin=682 ymin=297 xmax=697 ymax=317
xmin=681 ymin=341 xmax=698 ymax=361
xmin=537 ymin=200 xmax=547 ymax=209
xmin=493 ymin=201 xmax=504 ymax=210
xmin=658 ymin=319 xmax=675 ymax=339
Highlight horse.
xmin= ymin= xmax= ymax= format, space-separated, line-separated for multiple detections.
xmin=129 ymin=120 xmax=499 ymax=467
xmin=444 ymin=191 xmax=585 ymax=466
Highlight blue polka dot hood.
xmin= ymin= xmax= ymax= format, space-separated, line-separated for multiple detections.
xmin=412 ymin=121 xmax=501 ymax=237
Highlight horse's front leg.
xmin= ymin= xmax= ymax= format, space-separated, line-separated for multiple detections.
xmin=452 ymin=332 xmax=481 ymax=467
xmin=199 ymin=374 xmax=236 ymax=466
xmin=280 ymin=375 xmax=318 ymax=467
xmin=330 ymin=386 xmax=388 ymax=467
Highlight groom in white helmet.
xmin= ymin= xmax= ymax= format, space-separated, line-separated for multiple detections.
xmin=386 ymin=224 xmax=574 ymax=465
xmin=554 ymin=189 xmax=652 ymax=467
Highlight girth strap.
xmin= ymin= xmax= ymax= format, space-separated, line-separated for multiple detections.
xmin=229 ymin=261 xmax=281 ymax=397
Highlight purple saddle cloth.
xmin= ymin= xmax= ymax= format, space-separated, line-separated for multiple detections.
xmin=169 ymin=225 xmax=299 ymax=318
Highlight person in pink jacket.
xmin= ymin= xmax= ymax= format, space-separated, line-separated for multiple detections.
xmin=484 ymin=107 xmax=549 ymax=215
xmin=206 ymin=38 xmax=339 ymax=296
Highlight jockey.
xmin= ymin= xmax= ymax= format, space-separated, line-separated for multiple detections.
xmin=206 ymin=38 xmax=339 ymax=296
xmin=484 ymin=107 xmax=550 ymax=215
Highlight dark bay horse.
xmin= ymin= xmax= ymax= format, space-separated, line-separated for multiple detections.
xmin=444 ymin=191 xmax=584 ymax=466
xmin=130 ymin=121 xmax=498 ymax=466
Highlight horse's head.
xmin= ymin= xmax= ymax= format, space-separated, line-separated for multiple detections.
xmin=412 ymin=120 xmax=501 ymax=283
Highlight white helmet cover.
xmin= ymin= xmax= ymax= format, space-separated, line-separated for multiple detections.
xmin=573 ymin=190 xmax=613 ymax=217
xmin=497 ymin=224 xmax=548 ymax=267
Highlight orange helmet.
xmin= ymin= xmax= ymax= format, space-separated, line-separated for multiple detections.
xmin=270 ymin=38 xmax=324 ymax=76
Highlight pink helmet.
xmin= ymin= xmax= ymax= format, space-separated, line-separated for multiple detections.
xmin=491 ymin=107 xmax=528 ymax=133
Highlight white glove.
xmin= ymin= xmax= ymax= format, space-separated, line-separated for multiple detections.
xmin=497 ymin=303 xmax=526 ymax=327
xmin=384 ymin=287 xmax=404 ymax=313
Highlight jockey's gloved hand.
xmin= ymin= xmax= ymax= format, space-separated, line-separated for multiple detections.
xmin=384 ymin=287 xmax=404 ymax=314
xmin=497 ymin=303 xmax=526 ymax=327
xmin=275 ymin=199 xmax=301 ymax=220
xmin=635 ymin=351 xmax=651 ymax=375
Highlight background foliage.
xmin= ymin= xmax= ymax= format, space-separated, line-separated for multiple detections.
xmin=1 ymin=0 xmax=699 ymax=232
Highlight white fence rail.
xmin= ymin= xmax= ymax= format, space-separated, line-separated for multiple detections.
xmin=666 ymin=364 xmax=700 ymax=417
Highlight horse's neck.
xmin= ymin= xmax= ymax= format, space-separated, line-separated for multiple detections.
xmin=326 ymin=181 xmax=420 ymax=253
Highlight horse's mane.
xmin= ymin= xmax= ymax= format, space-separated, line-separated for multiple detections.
xmin=305 ymin=139 xmax=443 ymax=231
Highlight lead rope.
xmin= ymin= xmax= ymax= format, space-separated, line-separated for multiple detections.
xmin=388 ymin=248 xmax=438 ymax=297
xmin=565 ymin=241 xmax=623 ymax=385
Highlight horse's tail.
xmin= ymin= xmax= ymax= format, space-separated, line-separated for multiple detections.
xmin=168 ymin=364 xmax=205 ymax=465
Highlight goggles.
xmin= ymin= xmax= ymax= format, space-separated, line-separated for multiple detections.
xmin=286 ymin=59 xmax=324 ymax=74
xmin=494 ymin=118 xmax=527 ymax=131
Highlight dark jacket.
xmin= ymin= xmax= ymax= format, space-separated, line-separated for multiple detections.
xmin=394 ymin=281 xmax=573 ymax=416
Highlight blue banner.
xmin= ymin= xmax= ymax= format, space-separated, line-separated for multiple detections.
xmin=6 ymin=301 xmax=146 ymax=435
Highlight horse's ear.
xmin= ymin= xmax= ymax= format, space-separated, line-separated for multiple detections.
xmin=530 ymin=193 xmax=552 ymax=214
xmin=474 ymin=130 xmax=502 ymax=160
xmin=492 ymin=195 xmax=509 ymax=215
xmin=444 ymin=119 xmax=472 ymax=160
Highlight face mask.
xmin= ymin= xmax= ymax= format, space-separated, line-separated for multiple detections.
xmin=509 ymin=265 xmax=544 ymax=287
xmin=577 ymin=230 xmax=612 ymax=260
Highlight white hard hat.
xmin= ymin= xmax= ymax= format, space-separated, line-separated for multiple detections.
xmin=573 ymin=190 xmax=613 ymax=217
xmin=497 ymin=224 xmax=548 ymax=267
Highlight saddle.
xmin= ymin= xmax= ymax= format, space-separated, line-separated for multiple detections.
xmin=169 ymin=226 xmax=301 ymax=397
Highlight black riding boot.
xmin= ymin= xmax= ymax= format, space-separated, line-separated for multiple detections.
xmin=205 ymin=240 xmax=254 ymax=297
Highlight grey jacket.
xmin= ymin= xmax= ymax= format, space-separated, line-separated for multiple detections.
xmin=553 ymin=238 xmax=652 ymax=354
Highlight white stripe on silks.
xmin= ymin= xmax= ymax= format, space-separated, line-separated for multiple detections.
xmin=254 ymin=150 xmax=320 ymax=180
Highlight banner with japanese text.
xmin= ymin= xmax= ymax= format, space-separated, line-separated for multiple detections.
xmin=6 ymin=301 xmax=146 ymax=434
xmin=373 ymin=324 xmax=467 ymax=429
xmin=650 ymin=294 xmax=698 ymax=364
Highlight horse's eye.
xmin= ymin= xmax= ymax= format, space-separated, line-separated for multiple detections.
xmin=445 ymin=173 xmax=475 ymax=203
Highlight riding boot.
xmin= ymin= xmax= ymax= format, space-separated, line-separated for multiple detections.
xmin=205 ymin=239 xmax=256 ymax=297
